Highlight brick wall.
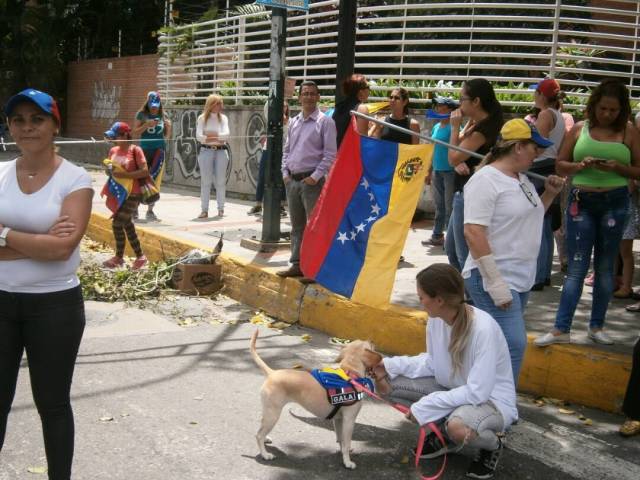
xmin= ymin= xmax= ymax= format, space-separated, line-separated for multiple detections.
xmin=66 ymin=54 xmax=160 ymax=138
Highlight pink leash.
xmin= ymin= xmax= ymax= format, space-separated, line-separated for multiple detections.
xmin=348 ymin=375 xmax=448 ymax=480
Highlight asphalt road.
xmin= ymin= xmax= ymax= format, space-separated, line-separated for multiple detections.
xmin=2 ymin=288 xmax=639 ymax=480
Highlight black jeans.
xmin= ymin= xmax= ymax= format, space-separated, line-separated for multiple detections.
xmin=0 ymin=286 xmax=85 ymax=480
xmin=623 ymin=337 xmax=640 ymax=420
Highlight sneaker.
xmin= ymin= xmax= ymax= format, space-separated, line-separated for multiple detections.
xmin=412 ymin=431 xmax=457 ymax=459
xmin=466 ymin=438 xmax=503 ymax=479
xmin=534 ymin=331 xmax=571 ymax=347
xmin=588 ymin=329 xmax=613 ymax=345
xmin=247 ymin=204 xmax=262 ymax=215
xmin=132 ymin=255 xmax=148 ymax=271
xmin=584 ymin=272 xmax=595 ymax=286
xmin=217 ymin=209 xmax=224 ymax=218
xmin=197 ymin=211 xmax=208 ymax=219
xmin=102 ymin=256 xmax=124 ymax=269
xmin=146 ymin=210 xmax=159 ymax=222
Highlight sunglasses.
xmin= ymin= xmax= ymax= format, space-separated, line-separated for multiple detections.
xmin=519 ymin=182 xmax=538 ymax=207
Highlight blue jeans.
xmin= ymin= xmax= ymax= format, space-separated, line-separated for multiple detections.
xmin=432 ymin=170 xmax=456 ymax=237
xmin=535 ymin=214 xmax=554 ymax=285
xmin=554 ymin=187 xmax=629 ymax=333
xmin=445 ymin=192 xmax=468 ymax=272
xmin=465 ymin=269 xmax=529 ymax=385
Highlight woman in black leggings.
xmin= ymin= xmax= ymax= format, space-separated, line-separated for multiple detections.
xmin=0 ymin=88 xmax=93 ymax=479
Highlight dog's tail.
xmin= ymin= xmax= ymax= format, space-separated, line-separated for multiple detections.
xmin=250 ymin=329 xmax=273 ymax=376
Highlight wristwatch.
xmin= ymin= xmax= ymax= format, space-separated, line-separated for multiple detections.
xmin=0 ymin=227 xmax=11 ymax=247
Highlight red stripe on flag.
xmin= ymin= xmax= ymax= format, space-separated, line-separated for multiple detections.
xmin=300 ymin=122 xmax=363 ymax=278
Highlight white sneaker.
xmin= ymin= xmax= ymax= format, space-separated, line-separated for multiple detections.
xmin=588 ymin=329 xmax=614 ymax=345
xmin=534 ymin=331 xmax=571 ymax=347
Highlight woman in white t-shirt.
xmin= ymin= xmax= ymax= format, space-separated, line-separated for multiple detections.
xmin=462 ymin=119 xmax=564 ymax=384
xmin=0 ymin=89 xmax=93 ymax=479
xmin=372 ymin=264 xmax=517 ymax=479
xmin=196 ymin=94 xmax=230 ymax=219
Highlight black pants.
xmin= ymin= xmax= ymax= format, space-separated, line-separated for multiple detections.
xmin=623 ymin=337 xmax=640 ymax=420
xmin=0 ymin=286 xmax=85 ymax=480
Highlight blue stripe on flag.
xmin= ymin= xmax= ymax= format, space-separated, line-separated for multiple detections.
xmin=314 ymin=137 xmax=398 ymax=297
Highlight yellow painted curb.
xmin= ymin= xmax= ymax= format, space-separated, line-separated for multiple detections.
xmin=519 ymin=339 xmax=631 ymax=412
xmin=87 ymin=212 xmax=632 ymax=413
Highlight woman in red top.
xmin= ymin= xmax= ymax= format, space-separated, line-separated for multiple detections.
xmin=102 ymin=122 xmax=149 ymax=270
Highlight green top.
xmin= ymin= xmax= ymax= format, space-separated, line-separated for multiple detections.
xmin=572 ymin=121 xmax=630 ymax=188
xmin=136 ymin=111 xmax=166 ymax=151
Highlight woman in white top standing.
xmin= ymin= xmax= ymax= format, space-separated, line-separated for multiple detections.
xmin=0 ymin=89 xmax=93 ymax=480
xmin=372 ymin=263 xmax=517 ymax=480
xmin=528 ymin=78 xmax=566 ymax=291
xmin=196 ymin=94 xmax=230 ymax=219
xmin=462 ymin=119 xmax=565 ymax=384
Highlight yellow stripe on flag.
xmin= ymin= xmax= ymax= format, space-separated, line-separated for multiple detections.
xmin=351 ymin=143 xmax=433 ymax=308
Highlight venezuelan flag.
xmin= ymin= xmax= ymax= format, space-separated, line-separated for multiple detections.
xmin=301 ymin=122 xmax=433 ymax=308
xmin=148 ymin=148 xmax=165 ymax=190
xmin=100 ymin=159 xmax=134 ymax=216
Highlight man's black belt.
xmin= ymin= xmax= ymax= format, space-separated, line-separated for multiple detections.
xmin=290 ymin=170 xmax=315 ymax=181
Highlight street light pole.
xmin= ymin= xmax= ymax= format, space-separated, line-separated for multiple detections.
xmin=334 ymin=1 xmax=357 ymax=105
xmin=261 ymin=7 xmax=287 ymax=244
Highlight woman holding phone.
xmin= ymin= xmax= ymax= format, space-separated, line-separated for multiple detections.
xmin=535 ymin=79 xmax=640 ymax=347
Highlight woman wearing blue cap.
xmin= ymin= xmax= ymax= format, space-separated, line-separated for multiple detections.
xmin=133 ymin=91 xmax=171 ymax=222
xmin=463 ymin=119 xmax=565 ymax=383
xmin=0 ymin=88 xmax=94 ymax=479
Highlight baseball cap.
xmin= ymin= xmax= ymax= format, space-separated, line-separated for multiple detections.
xmin=500 ymin=118 xmax=554 ymax=148
xmin=104 ymin=121 xmax=131 ymax=139
xmin=147 ymin=91 xmax=162 ymax=108
xmin=433 ymin=96 xmax=459 ymax=109
xmin=4 ymin=88 xmax=61 ymax=125
xmin=529 ymin=78 xmax=561 ymax=99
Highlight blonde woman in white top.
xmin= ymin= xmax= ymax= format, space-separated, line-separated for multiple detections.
xmin=372 ymin=264 xmax=517 ymax=479
xmin=196 ymin=94 xmax=230 ymax=218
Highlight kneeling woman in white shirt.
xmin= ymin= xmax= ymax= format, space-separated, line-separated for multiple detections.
xmin=462 ymin=119 xmax=565 ymax=385
xmin=372 ymin=263 xmax=517 ymax=479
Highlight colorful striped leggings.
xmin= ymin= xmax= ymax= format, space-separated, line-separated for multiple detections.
xmin=113 ymin=195 xmax=143 ymax=258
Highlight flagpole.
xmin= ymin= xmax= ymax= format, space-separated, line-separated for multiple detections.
xmin=350 ymin=110 xmax=547 ymax=182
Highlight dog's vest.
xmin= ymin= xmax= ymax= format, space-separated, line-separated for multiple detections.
xmin=310 ymin=368 xmax=375 ymax=419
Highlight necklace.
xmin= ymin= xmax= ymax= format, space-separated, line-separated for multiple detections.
xmin=27 ymin=172 xmax=37 ymax=179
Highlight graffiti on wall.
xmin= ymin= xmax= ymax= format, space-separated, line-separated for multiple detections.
xmin=242 ymin=112 xmax=265 ymax=188
xmin=166 ymin=108 xmax=267 ymax=195
xmin=91 ymin=81 xmax=121 ymax=122
xmin=171 ymin=109 xmax=233 ymax=182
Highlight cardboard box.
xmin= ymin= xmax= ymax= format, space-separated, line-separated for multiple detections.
xmin=171 ymin=263 xmax=222 ymax=295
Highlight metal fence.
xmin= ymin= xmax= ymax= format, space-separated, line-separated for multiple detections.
xmin=158 ymin=0 xmax=640 ymax=110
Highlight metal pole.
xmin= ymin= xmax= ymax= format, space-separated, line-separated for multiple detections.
xmin=334 ymin=1 xmax=357 ymax=105
xmin=261 ymin=7 xmax=287 ymax=243
xmin=351 ymin=111 xmax=547 ymax=181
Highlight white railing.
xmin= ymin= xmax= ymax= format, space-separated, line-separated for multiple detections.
xmin=158 ymin=0 xmax=640 ymax=110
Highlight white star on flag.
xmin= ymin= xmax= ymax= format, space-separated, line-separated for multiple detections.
xmin=349 ymin=231 xmax=357 ymax=240
xmin=355 ymin=223 xmax=366 ymax=233
xmin=371 ymin=204 xmax=381 ymax=215
xmin=361 ymin=178 xmax=369 ymax=189
xmin=337 ymin=232 xmax=348 ymax=244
